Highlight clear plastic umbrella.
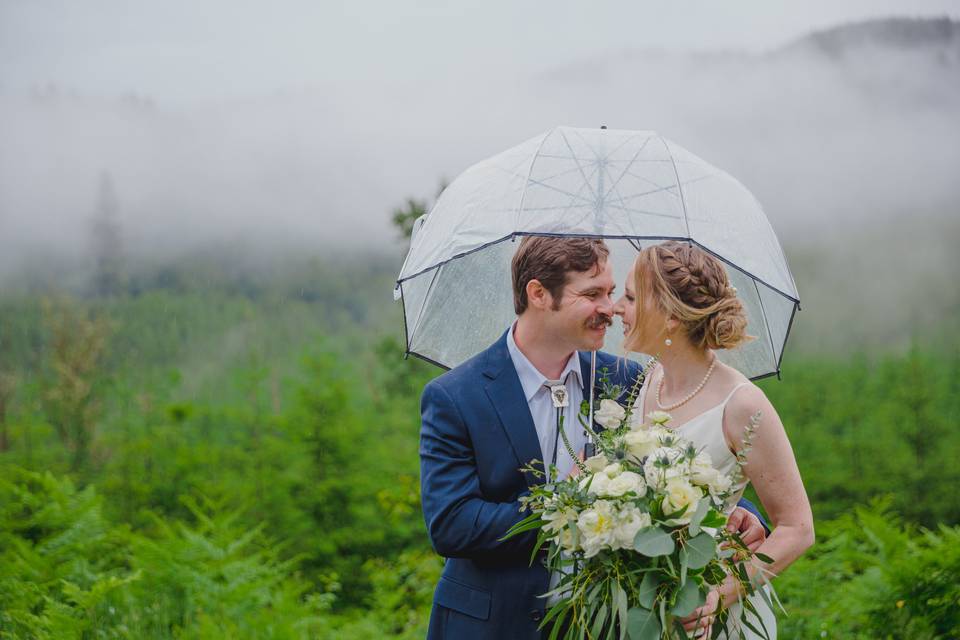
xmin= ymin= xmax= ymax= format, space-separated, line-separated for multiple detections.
xmin=394 ymin=126 xmax=799 ymax=380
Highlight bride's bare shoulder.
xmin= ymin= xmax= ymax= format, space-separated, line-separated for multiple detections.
xmin=718 ymin=364 xmax=778 ymax=436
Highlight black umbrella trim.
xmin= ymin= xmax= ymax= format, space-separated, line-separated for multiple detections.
xmin=397 ymin=232 xmax=800 ymax=304
xmin=396 ymin=232 xmax=801 ymax=381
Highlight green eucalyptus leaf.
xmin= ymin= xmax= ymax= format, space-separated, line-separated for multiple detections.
xmin=587 ymin=580 xmax=605 ymax=602
xmin=638 ymin=572 xmax=660 ymax=609
xmin=614 ymin=583 xmax=628 ymax=640
xmin=590 ymin=602 xmax=608 ymax=640
xmin=626 ymin=606 xmax=661 ymax=640
xmin=683 ymin=532 xmax=717 ymax=570
xmin=634 ymin=526 xmax=675 ymax=557
xmin=688 ymin=498 xmax=711 ymax=536
xmin=670 ymin=579 xmax=706 ymax=617
xmin=658 ymin=599 xmax=668 ymax=637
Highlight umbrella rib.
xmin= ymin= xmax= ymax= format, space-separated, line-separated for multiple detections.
xmin=617 ymin=172 xmax=715 ymax=204
xmin=618 ymin=165 xmax=680 ymax=193
xmin=753 ymin=278 xmax=778 ymax=367
xmin=660 ymin=136 xmax=692 ymax=239
xmin=409 ymin=265 xmax=444 ymax=344
xmin=529 ymin=162 xmax=600 ymax=187
xmin=603 ymin=131 xmax=646 ymax=158
xmin=599 ymin=163 xmax=636 ymax=237
xmin=524 ymin=177 xmax=596 ymax=205
xmin=604 ymin=202 xmax=684 ymax=220
xmin=516 ymin=130 xmax=555 ymax=230
xmin=558 ymin=129 xmax=599 ymax=201
xmin=601 ymin=136 xmax=654 ymax=203
xmin=534 ymin=153 xmax=668 ymax=162
xmin=550 ymin=163 xmax=607 ymax=230
xmin=776 ymin=302 xmax=800 ymax=375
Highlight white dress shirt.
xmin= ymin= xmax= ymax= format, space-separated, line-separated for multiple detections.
xmin=507 ymin=323 xmax=587 ymax=604
xmin=506 ymin=323 xmax=586 ymax=482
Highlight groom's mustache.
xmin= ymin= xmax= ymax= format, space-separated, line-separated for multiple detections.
xmin=586 ymin=314 xmax=613 ymax=330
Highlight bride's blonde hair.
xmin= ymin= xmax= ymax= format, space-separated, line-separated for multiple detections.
xmin=626 ymin=241 xmax=752 ymax=351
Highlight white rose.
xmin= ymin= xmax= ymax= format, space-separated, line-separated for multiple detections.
xmin=577 ymin=500 xmax=617 ymax=558
xmin=580 ymin=472 xmax=610 ymax=496
xmin=709 ymin=473 xmax=733 ymax=496
xmin=602 ymin=471 xmax=646 ymax=498
xmin=612 ymin=504 xmax=651 ymax=550
xmin=580 ymin=463 xmax=627 ymax=496
xmin=689 ymin=452 xmax=720 ymax=486
xmin=601 ymin=463 xmax=623 ymax=479
xmin=624 ymin=428 xmax=659 ymax=460
xmin=662 ymin=478 xmax=703 ymax=524
xmin=646 ymin=411 xmax=672 ymax=426
xmin=584 ymin=453 xmax=610 ymax=473
xmin=594 ymin=399 xmax=627 ymax=429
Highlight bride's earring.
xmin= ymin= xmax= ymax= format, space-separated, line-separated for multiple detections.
xmin=664 ymin=337 xmax=672 ymax=347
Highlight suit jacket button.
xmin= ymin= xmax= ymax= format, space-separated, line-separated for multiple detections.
xmin=530 ymin=609 xmax=543 ymax=622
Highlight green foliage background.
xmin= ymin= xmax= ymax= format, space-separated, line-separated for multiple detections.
xmin=1 ymin=246 xmax=958 ymax=639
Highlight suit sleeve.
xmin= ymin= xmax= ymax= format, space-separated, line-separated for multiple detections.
xmin=736 ymin=497 xmax=771 ymax=535
xmin=419 ymin=380 xmax=536 ymax=558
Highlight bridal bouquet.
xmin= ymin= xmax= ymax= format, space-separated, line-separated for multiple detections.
xmin=504 ymin=370 xmax=778 ymax=640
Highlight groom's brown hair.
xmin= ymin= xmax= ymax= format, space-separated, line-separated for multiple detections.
xmin=511 ymin=236 xmax=609 ymax=315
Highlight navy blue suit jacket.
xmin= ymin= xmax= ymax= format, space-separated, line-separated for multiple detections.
xmin=419 ymin=332 xmax=765 ymax=639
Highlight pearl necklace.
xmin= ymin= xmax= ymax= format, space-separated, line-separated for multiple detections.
xmin=655 ymin=357 xmax=718 ymax=411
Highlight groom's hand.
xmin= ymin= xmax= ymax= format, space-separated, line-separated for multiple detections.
xmin=726 ymin=507 xmax=766 ymax=552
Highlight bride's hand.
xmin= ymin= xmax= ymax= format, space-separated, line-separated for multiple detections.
xmin=565 ymin=451 xmax=586 ymax=479
xmin=725 ymin=506 xmax=766 ymax=553
xmin=680 ymin=588 xmax=719 ymax=637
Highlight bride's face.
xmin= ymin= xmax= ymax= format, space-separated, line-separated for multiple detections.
xmin=613 ymin=264 xmax=668 ymax=354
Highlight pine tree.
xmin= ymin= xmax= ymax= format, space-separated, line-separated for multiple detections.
xmin=91 ymin=172 xmax=125 ymax=297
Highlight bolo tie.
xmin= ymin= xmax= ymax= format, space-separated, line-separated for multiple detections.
xmin=544 ymin=375 xmax=572 ymax=483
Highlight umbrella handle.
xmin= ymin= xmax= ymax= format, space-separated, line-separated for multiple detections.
xmin=584 ymin=350 xmax=597 ymax=458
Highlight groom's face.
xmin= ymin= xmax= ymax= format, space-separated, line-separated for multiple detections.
xmin=546 ymin=259 xmax=616 ymax=351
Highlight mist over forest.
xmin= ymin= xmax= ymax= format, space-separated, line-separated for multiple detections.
xmin=1 ymin=16 xmax=958 ymax=353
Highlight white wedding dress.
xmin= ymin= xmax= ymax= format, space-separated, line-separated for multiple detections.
xmin=636 ymin=378 xmax=778 ymax=640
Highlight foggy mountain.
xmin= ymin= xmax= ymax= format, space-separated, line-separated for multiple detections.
xmin=0 ymin=16 xmax=957 ymax=351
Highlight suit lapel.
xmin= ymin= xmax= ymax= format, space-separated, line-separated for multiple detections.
xmin=578 ymin=351 xmax=601 ymax=433
xmin=578 ymin=351 xmax=593 ymax=398
xmin=483 ymin=332 xmax=544 ymax=486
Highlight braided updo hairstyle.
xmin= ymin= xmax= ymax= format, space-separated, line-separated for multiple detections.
xmin=629 ymin=241 xmax=752 ymax=351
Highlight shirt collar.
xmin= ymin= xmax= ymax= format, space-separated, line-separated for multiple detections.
xmin=506 ymin=322 xmax=582 ymax=402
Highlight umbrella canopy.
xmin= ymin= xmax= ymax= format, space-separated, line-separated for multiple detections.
xmin=395 ymin=126 xmax=799 ymax=379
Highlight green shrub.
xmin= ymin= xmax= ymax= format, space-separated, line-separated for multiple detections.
xmin=778 ymin=499 xmax=960 ymax=639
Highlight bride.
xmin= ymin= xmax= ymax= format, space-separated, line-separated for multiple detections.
xmin=612 ymin=241 xmax=815 ymax=639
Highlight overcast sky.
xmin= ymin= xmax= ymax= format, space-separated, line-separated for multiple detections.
xmin=1 ymin=1 xmax=958 ymax=275
xmin=2 ymin=1 xmax=959 ymax=105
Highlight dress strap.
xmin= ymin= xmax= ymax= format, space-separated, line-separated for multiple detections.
xmin=721 ymin=382 xmax=751 ymax=406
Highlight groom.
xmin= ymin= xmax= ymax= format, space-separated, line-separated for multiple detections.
xmin=420 ymin=237 xmax=765 ymax=639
